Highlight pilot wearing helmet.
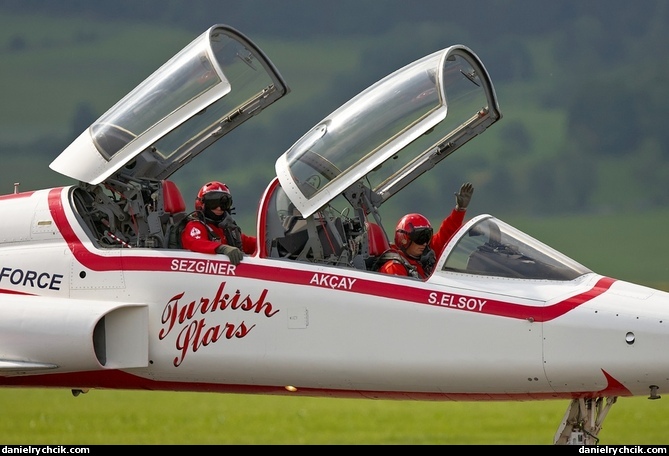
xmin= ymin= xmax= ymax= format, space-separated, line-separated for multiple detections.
xmin=377 ymin=182 xmax=474 ymax=279
xmin=180 ymin=181 xmax=257 ymax=265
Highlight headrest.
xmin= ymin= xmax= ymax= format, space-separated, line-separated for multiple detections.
xmin=366 ymin=222 xmax=390 ymax=256
xmin=162 ymin=180 xmax=186 ymax=214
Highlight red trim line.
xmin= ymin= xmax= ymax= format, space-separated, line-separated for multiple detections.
xmin=0 ymin=368 xmax=632 ymax=400
xmin=47 ymin=187 xmax=616 ymax=323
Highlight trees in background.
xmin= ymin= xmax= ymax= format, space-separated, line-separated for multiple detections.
xmin=1 ymin=0 xmax=668 ymax=216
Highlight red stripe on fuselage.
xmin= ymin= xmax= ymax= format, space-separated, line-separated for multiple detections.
xmin=47 ymin=188 xmax=615 ymax=323
xmin=0 ymin=367 xmax=632 ymax=400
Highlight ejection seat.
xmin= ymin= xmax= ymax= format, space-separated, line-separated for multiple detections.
xmin=365 ymin=222 xmax=391 ymax=270
xmin=161 ymin=180 xmax=187 ymax=248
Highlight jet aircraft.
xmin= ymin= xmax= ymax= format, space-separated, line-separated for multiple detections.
xmin=0 ymin=24 xmax=667 ymax=445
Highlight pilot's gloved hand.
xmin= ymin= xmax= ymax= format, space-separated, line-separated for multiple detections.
xmin=455 ymin=182 xmax=474 ymax=211
xmin=216 ymin=244 xmax=244 ymax=265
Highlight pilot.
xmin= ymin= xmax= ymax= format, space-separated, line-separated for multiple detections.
xmin=180 ymin=181 xmax=257 ymax=265
xmin=377 ymin=182 xmax=474 ymax=279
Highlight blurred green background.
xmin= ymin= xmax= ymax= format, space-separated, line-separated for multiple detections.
xmin=1 ymin=1 xmax=668 ymax=445
xmin=1 ymin=0 xmax=667 ymax=285
xmin=2 ymin=1 xmax=668 ymax=225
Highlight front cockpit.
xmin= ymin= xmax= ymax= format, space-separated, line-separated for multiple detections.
xmin=275 ymin=45 xmax=501 ymax=220
xmin=261 ymin=179 xmax=371 ymax=268
xmin=260 ymin=175 xmax=592 ymax=283
xmin=262 ymin=45 xmax=502 ymax=273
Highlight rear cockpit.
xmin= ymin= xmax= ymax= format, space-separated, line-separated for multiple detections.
xmin=70 ymin=179 xmax=188 ymax=249
xmin=51 ymin=25 xmax=289 ymax=252
xmin=51 ymin=25 xmax=288 ymax=187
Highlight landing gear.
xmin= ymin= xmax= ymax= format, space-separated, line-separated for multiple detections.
xmin=554 ymin=397 xmax=617 ymax=445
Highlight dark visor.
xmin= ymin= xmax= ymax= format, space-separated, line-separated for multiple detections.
xmin=409 ymin=227 xmax=433 ymax=245
xmin=203 ymin=192 xmax=232 ymax=211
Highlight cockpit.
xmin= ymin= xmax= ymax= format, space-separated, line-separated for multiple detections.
xmin=52 ymin=25 xmax=289 ymax=251
xmin=262 ymin=44 xmax=503 ymax=275
xmin=51 ymin=24 xmax=592 ymax=284
xmin=261 ymin=174 xmax=592 ymax=282
xmin=262 ymin=179 xmax=371 ymax=268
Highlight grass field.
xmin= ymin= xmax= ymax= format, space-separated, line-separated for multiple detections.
xmin=1 ymin=388 xmax=668 ymax=444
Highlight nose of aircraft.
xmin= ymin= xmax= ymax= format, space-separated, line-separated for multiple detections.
xmin=543 ymin=278 xmax=669 ymax=397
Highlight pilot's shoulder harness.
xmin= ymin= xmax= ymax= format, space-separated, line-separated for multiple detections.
xmin=374 ymin=249 xmax=421 ymax=279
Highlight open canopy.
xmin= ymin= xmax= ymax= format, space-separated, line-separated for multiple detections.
xmin=275 ymin=45 xmax=500 ymax=218
xmin=50 ymin=24 xmax=289 ymax=185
